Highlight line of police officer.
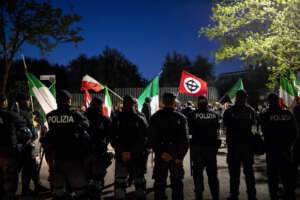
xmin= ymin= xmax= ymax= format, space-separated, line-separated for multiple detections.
xmin=1 ymin=88 xmax=299 ymax=200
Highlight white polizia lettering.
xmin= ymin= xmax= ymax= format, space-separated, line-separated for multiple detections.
xmin=48 ymin=115 xmax=74 ymax=123
xmin=269 ymin=114 xmax=291 ymax=121
xmin=195 ymin=113 xmax=216 ymax=119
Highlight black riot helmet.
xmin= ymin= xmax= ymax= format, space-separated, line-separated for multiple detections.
xmin=198 ymin=95 xmax=208 ymax=110
xmin=267 ymin=93 xmax=280 ymax=107
xmin=56 ymin=89 xmax=72 ymax=105
xmin=235 ymin=89 xmax=248 ymax=104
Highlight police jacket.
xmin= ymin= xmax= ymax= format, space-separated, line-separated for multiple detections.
xmin=111 ymin=109 xmax=148 ymax=156
xmin=0 ymin=108 xmax=26 ymax=156
xmin=150 ymin=107 xmax=189 ymax=160
xmin=85 ymin=107 xmax=112 ymax=154
xmin=46 ymin=104 xmax=89 ymax=159
xmin=223 ymin=104 xmax=256 ymax=144
xmin=260 ymin=105 xmax=297 ymax=152
xmin=188 ymin=108 xmax=220 ymax=146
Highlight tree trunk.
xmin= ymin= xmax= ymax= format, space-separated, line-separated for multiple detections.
xmin=1 ymin=63 xmax=11 ymax=95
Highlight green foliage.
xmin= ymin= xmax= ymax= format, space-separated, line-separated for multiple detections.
xmin=0 ymin=0 xmax=83 ymax=94
xmin=200 ymin=0 xmax=300 ymax=89
xmin=160 ymin=51 xmax=215 ymax=87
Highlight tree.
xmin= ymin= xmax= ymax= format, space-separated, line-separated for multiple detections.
xmin=200 ymin=0 xmax=300 ymax=88
xmin=160 ymin=51 xmax=215 ymax=87
xmin=0 ymin=0 xmax=83 ymax=94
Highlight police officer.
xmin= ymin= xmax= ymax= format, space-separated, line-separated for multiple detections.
xmin=15 ymin=93 xmax=48 ymax=196
xmin=188 ymin=95 xmax=220 ymax=200
xmin=181 ymin=100 xmax=195 ymax=117
xmin=260 ymin=93 xmax=297 ymax=200
xmin=150 ymin=92 xmax=189 ymax=200
xmin=111 ymin=95 xmax=148 ymax=200
xmin=223 ymin=90 xmax=257 ymax=200
xmin=0 ymin=95 xmax=26 ymax=200
xmin=84 ymin=96 xmax=112 ymax=200
xmin=46 ymin=89 xmax=90 ymax=200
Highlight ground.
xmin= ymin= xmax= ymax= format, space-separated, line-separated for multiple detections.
xmin=17 ymin=146 xmax=300 ymax=200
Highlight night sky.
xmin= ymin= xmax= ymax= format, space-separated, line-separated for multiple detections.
xmin=22 ymin=0 xmax=243 ymax=80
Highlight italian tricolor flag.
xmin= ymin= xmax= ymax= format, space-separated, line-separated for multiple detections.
xmin=226 ymin=78 xmax=244 ymax=103
xmin=103 ymin=87 xmax=112 ymax=117
xmin=138 ymin=76 xmax=159 ymax=115
xmin=279 ymin=75 xmax=297 ymax=108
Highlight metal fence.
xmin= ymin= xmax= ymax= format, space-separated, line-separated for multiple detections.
xmin=71 ymin=87 xmax=218 ymax=108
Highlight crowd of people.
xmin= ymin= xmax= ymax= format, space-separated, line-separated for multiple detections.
xmin=0 ymin=89 xmax=299 ymax=200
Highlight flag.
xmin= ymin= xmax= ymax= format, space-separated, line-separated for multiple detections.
xmin=84 ymin=90 xmax=92 ymax=108
xmin=39 ymin=83 xmax=56 ymax=127
xmin=103 ymin=87 xmax=112 ymax=117
xmin=25 ymin=71 xmax=57 ymax=114
xmin=178 ymin=70 xmax=207 ymax=96
xmin=226 ymin=78 xmax=244 ymax=103
xmin=81 ymin=74 xmax=104 ymax=92
xmin=279 ymin=76 xmax=297 ymax=108
xmin=291 ymin=73 xmax=300 ymax=98
xmin=138 ymin=76 xmax=159 ymax=115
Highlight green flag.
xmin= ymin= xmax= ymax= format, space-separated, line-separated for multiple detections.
xmin=138 ymin=76 xmax=159 ymax=114
xmin=226 ymin=78 xmax=244 ymax=103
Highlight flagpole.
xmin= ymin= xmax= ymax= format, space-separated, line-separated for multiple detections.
xmin=106 ymin=87 xmax=123 ymax=101
xmin=22 ymin=54 xmax=34 ymax=112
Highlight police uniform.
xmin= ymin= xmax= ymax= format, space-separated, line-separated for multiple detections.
xmin=261 ymin=94 xmax=297 ymax=200
xmin=46 ymin=90 xmax=89 ymax=199
xmin=84 ymin=97 xmax=112 ymax=199
xmin=150 ymin=96 xmax=189 ymax=200
xmin=188 ymin=102 xmax=220 ymax=200
xmin=223 ymin=90 xmax=257 ymax=200
xmin=111 ymin=95 xmax=148 ymax=200
xmin=0 ymin=95 xmax=26 ymax=200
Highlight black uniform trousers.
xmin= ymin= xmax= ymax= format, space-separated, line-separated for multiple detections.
xmin=227 ymin=143 xmax=256 ymax=199
xmin=266 ymin=150 xmax=297 ymax=200
xmin=0 ymin=156 xmax=18 ymax=200
xmin=153 ymin=157 xmax=185 ymax=200
xmin=190 ymin=146 xmax=219 ymax=200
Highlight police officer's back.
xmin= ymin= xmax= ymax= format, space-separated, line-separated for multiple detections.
xmin=150 ymin=92 xmax=189 ymax=200
xmin=46 ymin=89 xmax=89 ymax=199
xmin=188 ymin=95 xmax=220 ymax=200
xmin=0 ymin=95 xmax=26 ymax=200
xmin=84 ymin=97 xmax=112 ymax=199
xmin=223 ymin=90 xmax=257 ymax=200
xmin=260 ymin=93 xmax=297 ymax=200
xmin=111 ymin=95 xmax=148 ymax=200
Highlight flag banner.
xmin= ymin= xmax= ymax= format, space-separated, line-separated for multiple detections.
xmin=291 ymin=73 xmax=300 ymax=98
xmin=279 ymin=76 xmax=297 ymax=108
xmin=226 ymin=78 xmax=244 ymax=103
xmin=103 ymin=87 xmax=112 ymax=117
xmin=178 ymin=70 xmax=207 ymax=96
xmin=25 ymin=71 xmax=57 ymax=114
xmin=84 ymin=90 xmax=92 ymax=108
xmin=81 ymin=74 xmax=104 ymax=92
xmin=138 ymin=76 xmax=159 ymax=115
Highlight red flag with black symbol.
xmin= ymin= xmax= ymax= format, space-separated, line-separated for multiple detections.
xmin=178 ymin=70 xmax=207 ymax=96
xmin=84 ymin=90 xmax=92 ymax=108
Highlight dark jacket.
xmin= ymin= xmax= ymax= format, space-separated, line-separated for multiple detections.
xmin=85 ymin=107 xmax=112 ymax=154
xmin=261 ymin=105 xmax=297 ymax=152
xmin=46 ymin=104 xmax=89 ymax=160
xmin=142 ymin=102 xmax=151 ymax=123
xmin=111 ymin=110 xmax=148 ymax=156
xmin=188 ymin=108 xmax=220 ymax=146
xmin=150 ymin=107 xmax=189 ymax=160
xmin=0 ymin=109 xmax=26 ymax=156
xmin=223 ymin=104 xmax=256 ymax=144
